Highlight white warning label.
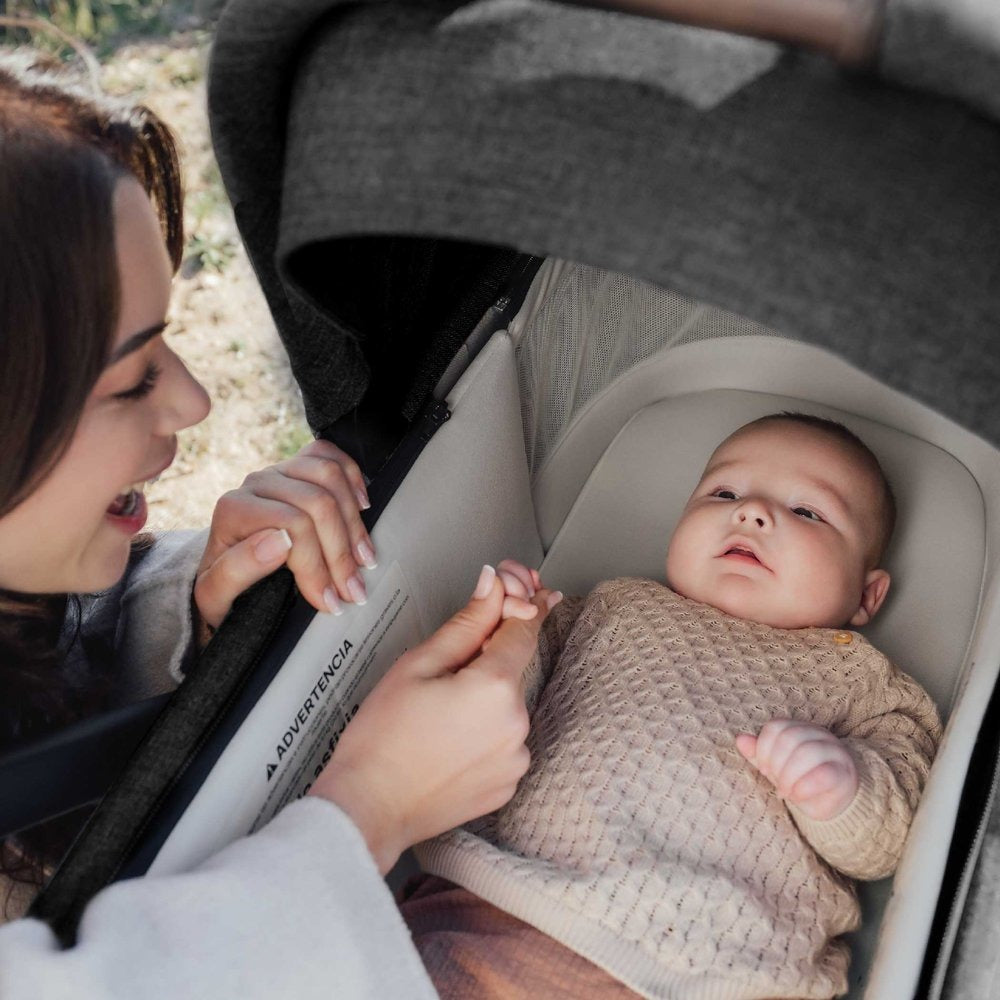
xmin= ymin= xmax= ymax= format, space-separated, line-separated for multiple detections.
xmin=148 ymin=561 xmax=422 ymax=877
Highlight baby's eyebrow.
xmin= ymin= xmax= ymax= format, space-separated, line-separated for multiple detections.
xmin=796 ymin=475 xmax=853 ymax=518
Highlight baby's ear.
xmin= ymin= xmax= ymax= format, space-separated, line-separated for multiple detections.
xmin=849 ymin=569 xmax=891 ymax=627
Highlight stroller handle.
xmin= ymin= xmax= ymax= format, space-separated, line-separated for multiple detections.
xmin=561 ymin=0 xmax=884 ymax=65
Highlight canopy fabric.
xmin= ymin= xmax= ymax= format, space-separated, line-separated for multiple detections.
xmin=210 ymin=0 xmax=1000 ymax=448
xmin=882 ymin=0 xmax=1000 ymax=121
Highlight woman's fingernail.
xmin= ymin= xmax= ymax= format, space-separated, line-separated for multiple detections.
xmin=323 ymin=587 xmax=344 ymax=616
xmin=347 ymin=574 xmax=368 ymax=605
xmin=253 ymin=528 xmax=293 ymax=563
xmin=473 ymin=564 xmax=496 ymax=599
xmin=355 ymin=487 xmax=371 ymax=511
xmin=546 ymin=591 xmax=563 ymax=611
xmin=357 ymin=539 xmax=378 ymax=569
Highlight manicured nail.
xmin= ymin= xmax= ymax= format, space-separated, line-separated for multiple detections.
xmin=357 ymin=539 xmax=378 ymax=569
xmin=323 ymin=587 xmax=344 ymax=616
xmin=355 ymin=487 xmax=371 ymax=511
xmin=254 ymin=528 xmax=292 ymax=563
xmin=546 ymin=591 xmax=563 ymax=611
xmin=347 ymin=573 xmax=367 ymax=605
xmin=473 ymin=564 xmax=496 ymax=599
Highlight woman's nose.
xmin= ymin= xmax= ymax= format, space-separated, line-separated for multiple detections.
xmin=733 ymin=498 xmax=772 ymax=530
xmin=157 ymin=351 xmax=211 ymax=435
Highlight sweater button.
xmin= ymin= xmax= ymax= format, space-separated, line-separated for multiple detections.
xmin=833 ymin=631 xmax=853 ymax=645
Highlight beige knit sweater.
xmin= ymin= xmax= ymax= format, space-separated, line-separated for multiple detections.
xmin=416 ymin=578 xmax=942 ymax=1000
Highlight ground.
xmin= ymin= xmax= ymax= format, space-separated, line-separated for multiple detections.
xmin=4 ymin=4 xmax=312 ymax=533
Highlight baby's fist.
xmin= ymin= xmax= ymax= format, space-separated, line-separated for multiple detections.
xmin=736 ymin=720 xmax=858 ymax=821
xmin=496 ymin=559 xmax=547 ymax=621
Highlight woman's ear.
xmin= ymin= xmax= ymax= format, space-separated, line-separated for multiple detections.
xmin=849 ymin=569 xmax=891 ymax=627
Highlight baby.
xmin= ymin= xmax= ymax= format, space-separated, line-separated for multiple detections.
xmin=401 ymin=413 xmax=942 ymax=1000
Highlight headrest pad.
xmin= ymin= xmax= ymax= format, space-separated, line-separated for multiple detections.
xmin=540 ymin=389 xmax=984 ymax=713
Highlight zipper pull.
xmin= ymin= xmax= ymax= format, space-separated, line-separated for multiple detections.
xmin=418 ymin=400 xmax=452 ymax=442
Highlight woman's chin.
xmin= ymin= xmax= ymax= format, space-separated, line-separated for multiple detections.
xmin=73 ymin=533 xmax=134 ymax=594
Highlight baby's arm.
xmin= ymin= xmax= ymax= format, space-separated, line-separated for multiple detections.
xmin=738 ymin=675 xmax=941 ymax=879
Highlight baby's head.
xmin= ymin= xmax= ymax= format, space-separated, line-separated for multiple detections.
xmin=665 ymin=413 xmax=895 ymax=630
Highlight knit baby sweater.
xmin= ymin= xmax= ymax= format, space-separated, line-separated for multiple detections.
xmin=416 ymin=578 xmax=942 ymax=1000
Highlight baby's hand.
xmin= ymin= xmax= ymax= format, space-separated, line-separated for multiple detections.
xmin=496 ymin=559 xmax=550 ymax=621
xmin=736 ymin=720 xmax=858 ymax=821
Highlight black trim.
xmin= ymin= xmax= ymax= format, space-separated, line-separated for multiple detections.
xmin=915 ymin=666 xmax=1000 ymax=998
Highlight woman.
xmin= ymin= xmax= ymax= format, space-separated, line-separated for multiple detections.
xmin=0 ymin=51 xmax=552 ymax=996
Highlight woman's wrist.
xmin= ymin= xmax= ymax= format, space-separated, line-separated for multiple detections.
xmin=309 ymin=762 xmax=404 ymax=875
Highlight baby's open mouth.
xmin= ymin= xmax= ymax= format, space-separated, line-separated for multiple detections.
xmin=722 ymin=545 xmax=762 ymax=565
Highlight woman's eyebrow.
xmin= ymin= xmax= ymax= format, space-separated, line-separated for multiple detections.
xmin=106 ymin=321 xmax=167 ymax=365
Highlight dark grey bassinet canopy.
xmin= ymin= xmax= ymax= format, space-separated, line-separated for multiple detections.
xmin=209 ymin=0 xmax=1000 ymax=455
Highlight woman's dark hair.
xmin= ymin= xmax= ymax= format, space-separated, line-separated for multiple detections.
xmin=0 ymin=50 xmax=184 ymax=896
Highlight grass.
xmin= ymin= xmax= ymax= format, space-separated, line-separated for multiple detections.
xmin=277 ymin=424 xmax=316 ymax=461
xmin=4 ymin=1 xmax=206 ymax=58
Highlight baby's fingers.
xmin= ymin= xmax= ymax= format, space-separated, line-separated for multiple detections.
xmin=497 ymin=559 xmax=536 ymax=599
xmin=773 ymin=740 xmax=848 ymax=799
xmin=501 ymin=595 xmax=539 ymax=621
xmin=788 ymin=760 xmax=847 ymax=803
xmin=787 ymin=761 xmax=857 ymax=820
xmin=735 ymin=733 xmax=758 ymax=763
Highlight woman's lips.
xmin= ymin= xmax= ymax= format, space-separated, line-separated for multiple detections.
xmin=105 ymin=489 xmax=148 ymax=534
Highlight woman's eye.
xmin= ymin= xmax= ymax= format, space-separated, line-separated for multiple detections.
xmin=114 ymin=361 xmax=161 ymax=402
xmin=712 ymin=489 xmax=739 ymax=500
xmin=792 ymin=506 xmax=823 ymax=522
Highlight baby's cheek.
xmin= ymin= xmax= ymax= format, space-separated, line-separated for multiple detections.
xmin=664 ymin=534 xmax=692 ymax=594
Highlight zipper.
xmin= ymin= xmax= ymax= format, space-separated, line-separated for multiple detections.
xmin=363 ymin=399 xmax=452 ymax=526
xmin=927 ymin=744 xmax=1000 ymax=997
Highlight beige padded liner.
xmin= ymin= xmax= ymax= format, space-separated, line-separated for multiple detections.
xmin=493 ymin=260 xmax=1000 ymax=999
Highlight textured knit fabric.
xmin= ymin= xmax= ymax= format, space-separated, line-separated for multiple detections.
xmin=416 ymin=578 xmax=942 ymax=1000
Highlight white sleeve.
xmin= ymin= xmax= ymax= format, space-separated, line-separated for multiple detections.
xmin=0 ymin=798 xmax=438 ymax=1000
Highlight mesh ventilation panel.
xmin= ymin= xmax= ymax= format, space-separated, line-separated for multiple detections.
xmin=515 ymin=262 xmax=790 ymax=474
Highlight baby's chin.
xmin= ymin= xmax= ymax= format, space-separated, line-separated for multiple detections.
xmin=667 ymin=577 xmax=847 ymax=630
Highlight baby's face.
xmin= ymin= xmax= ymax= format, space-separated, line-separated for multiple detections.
xmin=665 ymin=422 xmax=889 ymax=630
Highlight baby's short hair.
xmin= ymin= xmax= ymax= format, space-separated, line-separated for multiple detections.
xmin=743 ymin=412 xmax=896 ymax=565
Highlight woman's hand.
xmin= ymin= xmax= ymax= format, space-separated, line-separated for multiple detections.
xmin=193 ymin=440 xmax=374 ymax=645
xmin=309 ymin=565 xmax=560 ymax=874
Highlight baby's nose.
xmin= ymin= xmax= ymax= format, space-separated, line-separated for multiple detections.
xmin=739 ymin=511 xmax=767 ymax=528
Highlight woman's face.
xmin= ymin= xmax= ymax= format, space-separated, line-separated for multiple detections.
xmin=0 ymin=178 xmax=210 ymax=595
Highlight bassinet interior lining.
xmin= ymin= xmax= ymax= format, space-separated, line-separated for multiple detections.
xmin=393 ymin=258 xmax=1000 ymax=998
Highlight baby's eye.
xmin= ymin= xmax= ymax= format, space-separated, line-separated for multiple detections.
xmin=792 ymin=506 xmax=823 ymax=522
xmin=712 ymin=489 xmax=739 ymax=500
